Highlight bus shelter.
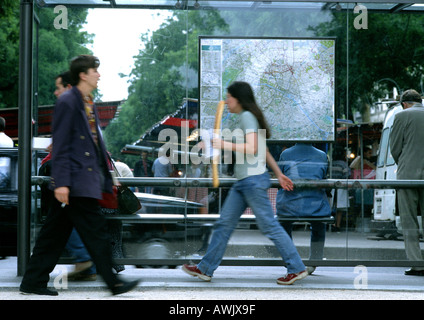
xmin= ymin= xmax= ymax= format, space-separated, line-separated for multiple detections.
xmin=16 ymin=0 xmax=424 ymax=275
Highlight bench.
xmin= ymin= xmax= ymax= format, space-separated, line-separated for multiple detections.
xmin=107 ymin=213 xmax=334 ymax=223
xmin=99 ymin=214 xmax=335 ymax=268
xmin=106 ymin=213 xmax=335 ymax=225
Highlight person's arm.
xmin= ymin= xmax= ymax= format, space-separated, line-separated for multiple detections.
xmin=266 ymin=148 xmax=293 ymax=191
xmin=213 ymin=132 xmax=258 ymax=155
xmin=51 ymin=97 xmax=74 ymax=205
xmin=349 ymin=156 xmax=360 ymax=169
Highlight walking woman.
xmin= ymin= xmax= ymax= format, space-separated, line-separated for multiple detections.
xmin=182 ymin=81 xmax=307 ymax=285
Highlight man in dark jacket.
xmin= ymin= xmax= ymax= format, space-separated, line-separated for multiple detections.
xmin=20 ymin=55 xmax=139 ymax=296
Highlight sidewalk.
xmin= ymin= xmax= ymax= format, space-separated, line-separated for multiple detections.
xmin=1 ymin=258 xmax=424 ymax=300
xmin=1 ymin=229 xmax=424 ymax=300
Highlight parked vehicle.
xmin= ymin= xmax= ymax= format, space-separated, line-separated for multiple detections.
xmin=123 ymin=192 xmax=207 ymax=267
xmin=372 ymin=102 xmax=403 ymax=238
xmin=0 ymin=148 xmax=50 ymax=258
xmin=0 ymin=148 xmax=18 ymax=258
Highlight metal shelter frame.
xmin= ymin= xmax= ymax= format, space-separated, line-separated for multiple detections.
xmin=18 ymin=0 xmax=424 ymax=275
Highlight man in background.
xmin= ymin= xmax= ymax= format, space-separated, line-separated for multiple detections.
xmin=276 ymin=143 xmax=332 ymax=274
xmin=54 ymin=71 xmax=72 ymax=99
xmin=134 ymin=151 xmax=153 ymax=193
xmin=390 ymin=89 xmax=424 ymax=276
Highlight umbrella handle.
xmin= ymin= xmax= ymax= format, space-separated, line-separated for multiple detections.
xmin=212 ymin=101 xmax=225 ymax=188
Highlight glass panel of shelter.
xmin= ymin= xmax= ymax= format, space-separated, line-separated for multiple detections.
xmin=30 ymin=1 xmax=424 ymax=267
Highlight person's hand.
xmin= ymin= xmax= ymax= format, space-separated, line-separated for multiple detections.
xmin=212 ymin=137 xmax=223 ymax=150
xmin=54 ymin=186 xmax=70 ymax=205
xmin=278 ymin=173 xmax=294 ymax=191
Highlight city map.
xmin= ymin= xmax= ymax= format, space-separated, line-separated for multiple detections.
xmin=199 ymin=37 xmax=336 ymax=142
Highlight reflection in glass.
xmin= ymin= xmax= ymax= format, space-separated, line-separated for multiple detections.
xmin=27 ymin=2 xmax=424 ymax=267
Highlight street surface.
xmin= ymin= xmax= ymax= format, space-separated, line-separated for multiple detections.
xmin=1 ymin=257 xmax=423 ymax=301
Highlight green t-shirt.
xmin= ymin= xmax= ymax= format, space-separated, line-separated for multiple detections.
xmin=232 ymin=110 xmax=267 ymax=180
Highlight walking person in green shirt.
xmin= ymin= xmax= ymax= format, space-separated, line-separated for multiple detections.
xmin=182 ymin=81 xmax=307 ymax=285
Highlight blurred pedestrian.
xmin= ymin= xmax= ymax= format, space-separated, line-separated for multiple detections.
xmin=41 ymin=71 xmax=97 ymax=281
xmin=152 ymin=149 xmax=173 ymax=196
xmin=54 ymin=71 xmax=72 ymax=99
xmin=182 ymin=81 xmax=307 ymax=285
xmin=134 ymin=150 xmax=153 ymax=193
xmin=19 ymin=55 xmax=139 ymax=296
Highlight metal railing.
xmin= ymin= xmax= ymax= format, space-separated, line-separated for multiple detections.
xmin=30 ymin=176 xmax=424 ymax=268
xmin=31 ymin=176 xmax=424 ymax=189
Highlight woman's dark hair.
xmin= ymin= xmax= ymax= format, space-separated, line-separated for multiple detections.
xmin=227 ymin=81 xmax=271 ymax=138
xmin=69 ymin=55 xmax=100 ymax=86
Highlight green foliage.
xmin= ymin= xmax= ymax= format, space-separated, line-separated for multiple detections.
xmin=0 ymin=1 xmax=19 ymax=109
xmin=0 ymin=5 xmax=92 ymax=109
xmin=310 ymin=11 xmax=424 ymax=119
xmin=36 ymin=7 xmax=93 ymax=106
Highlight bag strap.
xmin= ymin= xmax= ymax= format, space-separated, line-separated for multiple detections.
xmin=112 ymin=160 xmax=121 ymax=177
xmin=105 ymin=152 xmax=122 ymax=187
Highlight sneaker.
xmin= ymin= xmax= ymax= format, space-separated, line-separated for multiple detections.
xmin=276 ymin=270 xmax=308 ymax=285
xmin=182 ymin=264 xmax=211 ymax=282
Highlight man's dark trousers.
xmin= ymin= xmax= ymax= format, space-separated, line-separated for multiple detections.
xmin=21 ymin=197 xmax=119 ymax=290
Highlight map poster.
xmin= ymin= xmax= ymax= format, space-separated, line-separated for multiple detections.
xmin=199 ymin=36 xmax=336 ymax=142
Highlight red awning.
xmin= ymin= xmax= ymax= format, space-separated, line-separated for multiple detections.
xmin=0 ymin=100 xmax=123 ymax=140
xmin=161 ymin=116 xmax=197 ymax=129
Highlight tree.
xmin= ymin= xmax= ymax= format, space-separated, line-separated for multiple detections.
xmin=310 ymin=10 xmax=424 ymax=121
xmin=0 ymin=1 xmax=19 ymax=109
xmin=0 ymin=5 xmax=92 ymax=109
xmin=104 ymin=10 xmax=228 ymax=165
xmin=36 ymin=7 xmax=93 ymax=106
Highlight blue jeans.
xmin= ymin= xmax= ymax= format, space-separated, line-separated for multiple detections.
xmin=198 ymin=172 xmax=305 ymax=276
xmin=66 ymin=228 xmax=96 ymax=275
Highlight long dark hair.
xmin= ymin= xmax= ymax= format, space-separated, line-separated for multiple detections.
xmin=227 ymin=81 xmax=271 ymax=139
